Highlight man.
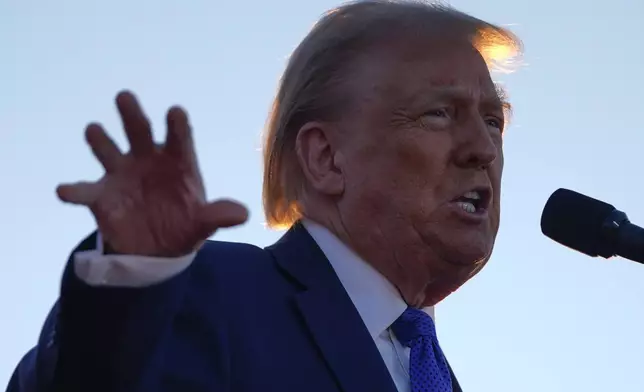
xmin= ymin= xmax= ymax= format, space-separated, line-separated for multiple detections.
xmin=7 ymin=1 xmax=521 ymax=391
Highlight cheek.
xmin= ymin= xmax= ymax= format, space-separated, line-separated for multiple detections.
xmin=391 ymin=134 xmax=450 ymax=190
xmin=345 ymin=133 xmax=451 ymax=215
xmin=390 ymin=135 xmax=453 ymax=217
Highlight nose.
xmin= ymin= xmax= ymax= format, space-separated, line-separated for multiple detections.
xmin=453 ymin=118 xmax=499 ymax=170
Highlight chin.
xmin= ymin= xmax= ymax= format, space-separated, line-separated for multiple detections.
xmin=430 ymin=227 xmax=493 ymax=263
xmin=445 ymin=242 xmax=492 ymax=267
xmin=442 ymin=217 xmax=497 ymax=257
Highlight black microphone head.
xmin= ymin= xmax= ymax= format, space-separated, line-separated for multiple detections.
xmin=541 ymin=188 xmax=616 ymax=257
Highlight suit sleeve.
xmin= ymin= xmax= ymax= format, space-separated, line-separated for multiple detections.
xmin=6 ymin=232 xmax=194 ymax=392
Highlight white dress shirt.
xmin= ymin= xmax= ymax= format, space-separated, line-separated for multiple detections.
xmin=73 ymin=220 xmax=436 ymax=392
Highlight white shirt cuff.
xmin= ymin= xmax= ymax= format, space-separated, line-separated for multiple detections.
xmin=73 ymin=232 xmax=196 ymax=287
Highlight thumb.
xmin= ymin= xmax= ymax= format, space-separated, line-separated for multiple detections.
xmin=56 ymin=182 xmax=101 ymax=206
xmin=199 ymin=199 xmax=249 ymax=232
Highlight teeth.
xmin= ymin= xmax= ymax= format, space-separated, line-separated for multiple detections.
xmin=463 ymin=191 xmax=481 ymax=200
xmin=456 ymin=201 xmax=477 ymax=213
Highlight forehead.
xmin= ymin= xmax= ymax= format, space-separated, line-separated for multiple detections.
xmin=352 ymin=40 xmax=501 ymax=109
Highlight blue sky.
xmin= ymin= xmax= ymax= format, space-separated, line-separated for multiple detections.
xmin=2 ymin=0 xmax=643 ymax=390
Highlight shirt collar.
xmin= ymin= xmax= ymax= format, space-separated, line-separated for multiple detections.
xmin=302 ymin=219 xmax=433 ymax=339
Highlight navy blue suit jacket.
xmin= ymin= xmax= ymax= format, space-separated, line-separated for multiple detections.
xmin=7 ymin=223 xmax=462 ymax=392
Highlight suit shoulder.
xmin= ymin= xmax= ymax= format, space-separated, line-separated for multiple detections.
xmin=197 ymin=239 xmax=266 ymax=258
xmin=192 ymin=239 xmax=274 ymax=274
xmin=187 ymin=239 xmax=293 ymax=301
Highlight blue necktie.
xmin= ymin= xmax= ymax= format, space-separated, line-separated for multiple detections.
xmin=391 ymin=307 xmax=453 ymax=392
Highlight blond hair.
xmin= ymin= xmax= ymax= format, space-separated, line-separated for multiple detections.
xmin=262 ymin=0 xmax=523 ymax=229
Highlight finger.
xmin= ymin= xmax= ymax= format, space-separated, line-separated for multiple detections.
xmin=164 ymin=106 xmax=195 ymax=160
xmin=85 ymin=123 xmax=123 ymax=173
xmin=198 ymin=199 xmax=249 ymax=234
xmin=56 ymin=181 xmax=101 ymax=206
xmin=115 ymin=90 xmax=155 ymax=155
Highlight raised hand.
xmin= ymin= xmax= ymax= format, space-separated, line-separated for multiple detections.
xmin=56 ymin=91 xmax=248 ymax=257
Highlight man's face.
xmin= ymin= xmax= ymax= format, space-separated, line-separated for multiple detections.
xmin=337 ymin=40 xmax=505 ymax=306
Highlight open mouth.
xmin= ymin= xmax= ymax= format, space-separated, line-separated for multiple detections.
xmin=452 ymin=187 xmax=492 ymax=214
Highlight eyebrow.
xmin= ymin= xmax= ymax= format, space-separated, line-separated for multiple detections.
xmin=426 ymin=85 xmax=507 ymax=112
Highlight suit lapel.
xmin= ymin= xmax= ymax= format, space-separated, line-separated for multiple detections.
xmin=268 ymin=223 xmax=398 ymax=392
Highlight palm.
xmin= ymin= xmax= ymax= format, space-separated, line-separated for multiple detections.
xmin=57 ymin=91 xmax=248 ymax=257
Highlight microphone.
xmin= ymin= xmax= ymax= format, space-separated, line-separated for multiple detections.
xmin=541 ymin=188 xmax=644 ymax=264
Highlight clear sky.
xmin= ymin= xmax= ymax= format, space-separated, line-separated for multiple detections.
xmin=2 ymin=0 xmax=644 ymax=390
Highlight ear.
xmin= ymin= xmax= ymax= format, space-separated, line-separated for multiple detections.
xmin=295 ymin=122 xmax=345 ymax=196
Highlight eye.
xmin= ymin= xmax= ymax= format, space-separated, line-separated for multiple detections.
xmin=425 ymin=108 xmax=451 ymax=118
xmin=420 ymin=108 xmax=453 ymax=128
xmin=485 ymin=117 xmax=503 ymax=132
